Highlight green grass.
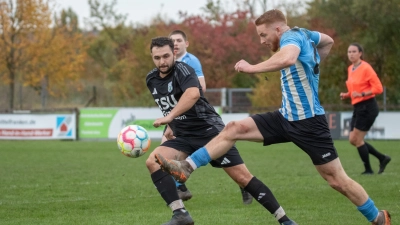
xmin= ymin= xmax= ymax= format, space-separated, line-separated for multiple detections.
xmin=0 ymin=140 xmax=398 ymax=225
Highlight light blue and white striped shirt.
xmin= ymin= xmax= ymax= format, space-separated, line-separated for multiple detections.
xmin=279 ymin=28 xmax=325 ymax=121
xmin=176 ymin=52 xmax=204 ymax=78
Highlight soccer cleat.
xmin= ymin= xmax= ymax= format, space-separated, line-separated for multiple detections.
xmin=177 ymin=189 xmax=192 ymax=201
xmin=162 ymin=209 xmax=194 ymax=225
xmin=155 ymin=154 xmax=193 ymax=183
xmin=241 ymin=189 xmax=253 ymax=205
xmin=281 ymin=220 xmax=298 ymax=225
xmin=378 ymin=155 xmax=391 ymax=174
xmin=372 ymin=210 xmax=391 ymax=225
xmin=361 ymin=170 xmax=374 ymax=175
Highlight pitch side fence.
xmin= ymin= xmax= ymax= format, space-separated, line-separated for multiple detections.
xmin=0 ymin=107 xmax=399 ymax=140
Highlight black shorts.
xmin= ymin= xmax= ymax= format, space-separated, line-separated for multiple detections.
xmin=251 ymin=110 xmax=338 ymax=165
xmin=161 ymin=134 xmax=244 ymax=168
xmin=350 ymin=98 xmax=379 ymax=132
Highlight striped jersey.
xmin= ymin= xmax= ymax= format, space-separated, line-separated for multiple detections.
xmin=279 ymin=28 xmax=325 ymax=121
xmin=176 ymin=52 xmax=204 ymax=78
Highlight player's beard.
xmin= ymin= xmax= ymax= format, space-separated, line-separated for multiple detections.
xmin=158 ymin=62 xmax=174 ymax=75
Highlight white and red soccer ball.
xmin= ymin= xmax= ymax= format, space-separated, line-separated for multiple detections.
xmin=117 ymin=125 xmax=151 ymax=158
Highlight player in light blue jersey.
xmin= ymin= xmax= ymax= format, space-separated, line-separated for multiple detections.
xmin=156 ymin=10 xmax=391 ymax=225
xmin=165 ymin=30 xmax=254 ymax=205
xmin=169 ymin=30 xmax=206 ymax=92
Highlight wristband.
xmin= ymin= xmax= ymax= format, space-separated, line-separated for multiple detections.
xmin=361 ymin=92 xmax=365 ymax=97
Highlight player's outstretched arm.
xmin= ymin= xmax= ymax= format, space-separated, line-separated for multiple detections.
xmin=235 ymin=45 xmax=300 ymax=74
xmin=316 ymin=33 xmax=334 ymax=61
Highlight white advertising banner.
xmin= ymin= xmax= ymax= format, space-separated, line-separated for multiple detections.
xmin=0 ymin=114 xmax=76 ymax=140
xmin=340 ymin=112 xmax=400 ymax=139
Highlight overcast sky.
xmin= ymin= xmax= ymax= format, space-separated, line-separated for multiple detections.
xmin=55 ymin=0 xmax=302 ymax=27
xmin=56 ymin=0 xmax=221 ymax=26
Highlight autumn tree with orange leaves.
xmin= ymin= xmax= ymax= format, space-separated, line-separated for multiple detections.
xmin=0 ymin=0 xmax=86 ymax=110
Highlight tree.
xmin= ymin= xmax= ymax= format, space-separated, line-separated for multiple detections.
xmin=307 ymin=0 xmax=400 ymax=106
xmin=0 ymin=0 xmax=86 ymax=110
xmin=23 ymin=12 xmax=87 ymax=108
xmin=0 ymin=0 xmax=51 ymax=110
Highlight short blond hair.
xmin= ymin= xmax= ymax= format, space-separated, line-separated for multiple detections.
xmin=255 ymin=9 xmax=287 ymax=26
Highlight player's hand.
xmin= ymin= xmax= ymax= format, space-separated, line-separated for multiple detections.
xmin=234 ymin=59 xmax=252 ymax=73
xmin=340 ymin=92 xmax=348 ymax=100
xmin=153 ymin=116 xmax=173 ymax=128
xmin=351 ymin=91 xmax=362 ymax=98
xmin=164 ymin=127 xmax=175 ymax=140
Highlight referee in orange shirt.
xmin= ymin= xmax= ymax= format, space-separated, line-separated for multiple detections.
xmin=340 ymin=43 xmax=391 ymax=175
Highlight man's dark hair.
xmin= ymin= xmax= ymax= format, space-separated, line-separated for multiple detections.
xmin=349 ymin=43 xmax=364 ymax=60
xmin=168 ymin=30 xmax=187 ymax=41
xmin=150 ymin=37 xmax=174 ymax=52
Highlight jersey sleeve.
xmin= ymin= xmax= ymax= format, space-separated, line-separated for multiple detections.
xmin=366 ymin=64 xmax=383 ymax=95
xmin=176 ymin=63 xmax=200 ymax=92
xmin=187 ymin=56 xmax=204 ymax=78
xmin=280 ymin=30 xmax=303 ymax=50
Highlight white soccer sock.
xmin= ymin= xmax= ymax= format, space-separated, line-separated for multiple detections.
xmin=168 ymin=199 xmax=184 ymax=211
xmin=186 ymin=157 xmax=197 ymax=170
xmin=274 ymin=206 xmax=286 ymax=220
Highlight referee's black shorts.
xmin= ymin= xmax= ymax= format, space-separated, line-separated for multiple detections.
xmin=251 ymin=110 xmax=338 ymax=165
xmin=350 ymin=97 xmax=379 ymax=132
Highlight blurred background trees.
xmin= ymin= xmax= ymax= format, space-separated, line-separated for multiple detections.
xmin=0 ymin=0 xmax=399 ymax=111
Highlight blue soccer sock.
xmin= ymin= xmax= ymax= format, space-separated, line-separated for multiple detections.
xmin=357 ymin=198 xmax=379 ymax=222
xmin=188 ymin=147 xmax=211 ymax=168
xmin=174 ymin=179 xmax=182 ymax=188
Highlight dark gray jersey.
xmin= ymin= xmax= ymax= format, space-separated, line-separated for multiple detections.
xmin=146 ymin=62 xmax=224 ymax=137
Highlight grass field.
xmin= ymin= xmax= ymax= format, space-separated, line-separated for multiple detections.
xmin=0 ymin=140 xmax=398 ymax=225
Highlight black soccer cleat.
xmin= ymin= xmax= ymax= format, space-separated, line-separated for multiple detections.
xmin=177 ymin=189 xmax=192 ymax=201
xmin=240 ymin=188 xmax=253 ymax=205
xmin=281 ymin=220 xmax=298 ymax=225
xmin=378 ymin=155 xmax=391 ymax=174
xmin=162 ymin=209 xmax=194 ymax=225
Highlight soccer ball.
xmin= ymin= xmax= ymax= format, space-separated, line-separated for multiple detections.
xmin=117 ymin=125 xmax=151 ymax=158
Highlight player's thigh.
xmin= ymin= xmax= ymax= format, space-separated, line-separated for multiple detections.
xmin=251 ymin=111 xmax=290 ymax=145
xmin=225 ymin=117 xmax=264 ymax=141
xmin=290 ymin=115 xmax=338 ymax=165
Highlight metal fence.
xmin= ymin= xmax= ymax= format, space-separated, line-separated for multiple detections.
xmin=1 ymin=84 xmax=399 ymax=113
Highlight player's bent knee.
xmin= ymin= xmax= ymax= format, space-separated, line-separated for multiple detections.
xmin=145 ymin=152 xmax=157 ymax=169
xmin=224 ymin=121 xmax=250 ymax=138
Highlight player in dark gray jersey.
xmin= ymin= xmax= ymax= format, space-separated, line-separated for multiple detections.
xmin=145 ymin=37 xmax=297 ymax=225
xmin=147 ymin=62 xmax=223 ymax=137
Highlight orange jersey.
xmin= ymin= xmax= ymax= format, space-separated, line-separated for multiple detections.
xmin=346 ymin=60 xmax=383 ymax=105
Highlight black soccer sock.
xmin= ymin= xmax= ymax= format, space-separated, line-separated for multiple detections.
xmin=151 ymin=169 xmax=180 ymax=206
xmin=244 ymin=177 xmax=290 ymax=223
xmin=357 ymin=144 xmax=372 ymax=172
xmin=365 ymin=142 xmax=386 ymax=161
